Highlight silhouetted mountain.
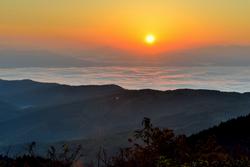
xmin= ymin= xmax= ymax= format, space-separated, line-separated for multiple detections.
xmin=190 ymin=113 xmax=250 ymax=150
xmin=0 ymin=79 xmax=250 ymax=150
xmin=0 ymin=49 xmax=92 ymax=68
xmin=159 ymin=45 xmax=250 ymax=66
xmin=1 ymin=45 xmax=250 ymax=67
xmin=0 ymin=100 xmax=19 ymax=122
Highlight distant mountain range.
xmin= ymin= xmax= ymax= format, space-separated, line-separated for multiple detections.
xmin=0 ymin=45 xmax=250 ymax=67
xmin=1 ymin=79 xmax=250 ymax=148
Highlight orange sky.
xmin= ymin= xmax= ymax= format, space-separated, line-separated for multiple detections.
xmin=0 ymin=0 xmax=250 ymax=55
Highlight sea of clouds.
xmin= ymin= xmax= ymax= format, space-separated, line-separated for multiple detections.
xmin=0 ymin=66 xmax=250 ymax=92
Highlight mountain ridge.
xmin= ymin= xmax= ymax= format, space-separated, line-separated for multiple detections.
xmin=1 ymin=79 xmax=250 ymax=163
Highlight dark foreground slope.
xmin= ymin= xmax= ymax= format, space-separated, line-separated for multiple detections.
xmin=2 ymin=116 xmax=250 ymax=167
xmin=0 ymin=79 xmax=250 ymax=146
xmin=190 ymin=114 xmax=250 ymax=149
xmin=100 ymin=116 xmax=250 ymax=167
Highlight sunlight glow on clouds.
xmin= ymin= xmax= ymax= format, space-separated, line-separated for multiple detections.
xmin=1 ymin=66 xmax=250 ymax=92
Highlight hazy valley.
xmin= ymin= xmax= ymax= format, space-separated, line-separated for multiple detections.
xmin=1 ymin=79 xmax=250 ymax=159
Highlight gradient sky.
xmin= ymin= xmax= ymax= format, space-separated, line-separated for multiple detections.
xmin=0 ymin=0 xmax=250 ymax=54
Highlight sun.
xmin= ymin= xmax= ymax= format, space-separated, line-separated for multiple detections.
xmin=145 ymin=34 xmax=156 ymax=45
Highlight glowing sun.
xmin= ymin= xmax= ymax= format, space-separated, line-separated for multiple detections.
xmin=145 ymin=34 xmax=156 ymax=45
